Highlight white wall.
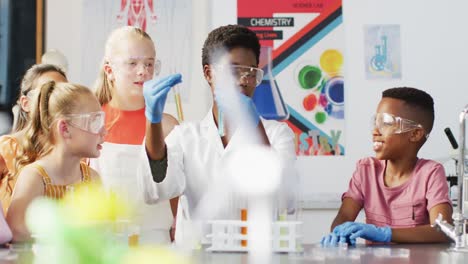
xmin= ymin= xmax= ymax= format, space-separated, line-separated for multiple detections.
xmin=47 ymin=0 xmax=468 ymax=243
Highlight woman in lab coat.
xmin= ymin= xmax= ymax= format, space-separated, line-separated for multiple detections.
xmin=140 ymin=25 xmax=297 ymax=242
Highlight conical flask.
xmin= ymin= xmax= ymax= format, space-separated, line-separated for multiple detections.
xmin=253 ymin=46 xmax=289 ymax=120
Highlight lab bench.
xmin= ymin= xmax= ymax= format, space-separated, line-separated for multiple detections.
xmin=194 ymin=243 xmax=468 ymax=263
xmin=2 ymin=243 xmax=468 ymax=263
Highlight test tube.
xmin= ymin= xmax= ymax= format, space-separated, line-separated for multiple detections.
xmin=174 ymin=85 xmax=184 ymax=122
xmin=128 ymin=224 xmax=140 ymax=247
xmin=240 ymin=208 xmax=248 ymax=247
xmin=278 ymin=210 xmax=288 ymax=248
xmin=218 ymin=108 xmax=225 ymax=136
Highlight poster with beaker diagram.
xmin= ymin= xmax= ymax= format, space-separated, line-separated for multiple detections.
xmin=364 ymin=24 xmax=402 ymax=80
xmin=238 ymin=0 xmax=345 ymax=156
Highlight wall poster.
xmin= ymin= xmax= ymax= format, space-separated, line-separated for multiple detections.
xmin=364 ymin=24 xmax=402 ymax=80
xmin=238 ymin=0 xmax=345 ymax=156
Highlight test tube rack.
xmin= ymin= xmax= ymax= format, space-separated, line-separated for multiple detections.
xmin=205 ymin=220 xmax=303 ymax=253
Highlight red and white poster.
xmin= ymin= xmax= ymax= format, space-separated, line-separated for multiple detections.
xmin=238 ymin=0 xmax=345 ymax=156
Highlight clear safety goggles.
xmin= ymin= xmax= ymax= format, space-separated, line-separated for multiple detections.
xmin=111 ymin=58 xmax=161 ymax=76
xmin=24 ymin=88 xmax=38 ymax=99
xmin=215 ymin=64 xmax=264 ymax=86
xmin=372 ymin=112 xmax=426 ymax=137
xmin=64 ymin=111 xmax=106 ymax=134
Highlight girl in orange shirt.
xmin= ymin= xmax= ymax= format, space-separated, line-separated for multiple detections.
xmin=91 ymin=26 xmax=181 ymax=243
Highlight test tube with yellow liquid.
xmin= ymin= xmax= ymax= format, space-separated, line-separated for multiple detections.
xmin=174 ymin=85 xmax=184 ymax=122
xmin=128 ymin=225 xmax=140 ymax=247
xmin=278 ymin=211 xmax=288 ymax=248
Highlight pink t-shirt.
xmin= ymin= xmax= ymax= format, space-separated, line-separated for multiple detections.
xmin=343 ymin=157 xmax=451 ymax=228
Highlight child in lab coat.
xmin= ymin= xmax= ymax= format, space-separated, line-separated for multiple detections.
xmin=139 ymin=24 xmax=297 ymax=242
xmin=322 ymin=87 xmax=452 ymax=245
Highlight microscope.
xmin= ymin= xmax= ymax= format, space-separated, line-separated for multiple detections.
xmin=433 ymin=105 xmax=468 ymax=251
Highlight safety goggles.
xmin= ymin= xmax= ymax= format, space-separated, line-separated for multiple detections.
xmin=23 ymin=88 xmax=38 ymax=99
xmin=111 ymin=58 xmax=161 ymax=76
xmin=215 ymin=64 xmax=264 ymax=86
xmin=372 ymin=112 xmax=425 ymax=137
xmin=65 ymin=111 xmax=106 ymax=134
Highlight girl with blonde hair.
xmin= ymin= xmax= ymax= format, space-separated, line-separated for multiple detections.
xmin=91 ymin=26 xmax=181 ymax=244
xmin=7 ymin=81 xmax=104 ymax=242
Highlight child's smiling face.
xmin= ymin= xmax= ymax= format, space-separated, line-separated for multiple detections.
xmin=372 ymin=98 xmax=422 ymax=160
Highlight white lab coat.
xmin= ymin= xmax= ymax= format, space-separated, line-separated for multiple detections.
xmin=90 ymin=142 xmax=173 ymax=244
xmin=139 ymin=110 xmax=297 ymax=240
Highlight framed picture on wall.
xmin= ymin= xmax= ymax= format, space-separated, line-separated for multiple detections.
xmin=364 ymin=24 xmax=402 ymax=80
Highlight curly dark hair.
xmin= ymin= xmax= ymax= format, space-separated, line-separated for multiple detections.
xmin=201 ymin=24 xmax=261 ymax=68
xmin=382 ymin=87 xmax=435 ymax=134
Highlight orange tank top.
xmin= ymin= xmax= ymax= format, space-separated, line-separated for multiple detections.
xmin=34 ymin=162 xmax=92 ymax=200
xmin=102 ymin=104 xmax=146 ymax=145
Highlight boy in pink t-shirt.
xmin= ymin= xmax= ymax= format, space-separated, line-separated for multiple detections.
xmin=322 ymin=87 xmax=452 ymax=245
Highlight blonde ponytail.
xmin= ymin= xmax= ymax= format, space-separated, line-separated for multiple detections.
xmin=14 ymin=81 xmax=56 ymax=175
xmin=94 ymin=66 xmax=113 ymax=106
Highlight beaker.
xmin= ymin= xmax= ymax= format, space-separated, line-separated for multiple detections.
xmin=252 ymin=46 xmax=289 ymax=121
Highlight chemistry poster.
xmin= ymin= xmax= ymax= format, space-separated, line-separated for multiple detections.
xmin=80 ymin=0 xmax=192 ymax=101
xmin=364 ymin=25 xmax=402 ymax=80
xmin=238 ymin=0 xmax=345 ymax=156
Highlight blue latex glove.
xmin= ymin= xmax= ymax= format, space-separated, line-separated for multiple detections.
xmin=330 ymin=222 xmax=358 ymax=245
xmin=334 ymin=222 xmax=392 ymax=244
xmin=238 ymin=93 xmax=260 ymax=125
xmin=143 ymin=73 xmax=182 ymax=123
xmin=321 ymin=222 xmax=353 ymax=247
xmin=215 ymin=88 xmax=260 ymax=126
xmin=320 ymin=232 xmax=343 ymax=247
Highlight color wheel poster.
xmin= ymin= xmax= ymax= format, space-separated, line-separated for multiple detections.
xmin=238 ymin=0 xmax=345 ymax=156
